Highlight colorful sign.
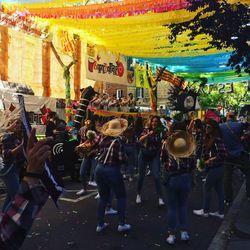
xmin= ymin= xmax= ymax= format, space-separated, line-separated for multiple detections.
xmin=86 ymin=44 xmax=128 ymax=85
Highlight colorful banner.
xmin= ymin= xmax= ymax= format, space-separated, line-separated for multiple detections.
xmin=135 ymin=64 xmax=150 ymax=89
xmin=86 ymin=44 xmax=128 ymax=85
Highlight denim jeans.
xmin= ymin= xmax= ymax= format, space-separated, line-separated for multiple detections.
xmin=166 ymin=173 xmax=192 ymax=232
xmin=137 ymin=150 xmax=163 ymax=197
xmin=0 ymin=164 xmax=19 ymax=212
xmin=203 ymin=166 xmax=224 ymax=214
xmin=79 ymin=157 xmax=97 ymax=188
xmin=123 ymin=144 xmax=136 ymax=177
xmin=224 ymin=152 xmax=250 ymax=202
xmin=95 ymin=164 xmax=126 ymax=226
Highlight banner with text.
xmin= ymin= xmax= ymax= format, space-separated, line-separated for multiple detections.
xmin=86 ymin=44 xmax=128 ymax=85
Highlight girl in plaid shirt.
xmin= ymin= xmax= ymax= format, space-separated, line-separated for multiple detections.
xmin=95 ymin=119 xmax=131 ymax=233
xmin=193 ymin=119 xmax=226 ymax=219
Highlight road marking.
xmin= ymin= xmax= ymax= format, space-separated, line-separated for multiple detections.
xmin=59 ymin=191 xmax=98 ymax=203
xmin=64 ymin=189 xmax=97 ymax=193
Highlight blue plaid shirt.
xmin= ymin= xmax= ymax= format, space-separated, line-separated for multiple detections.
xmin=96 ymin=136 xmax=127 ymax=166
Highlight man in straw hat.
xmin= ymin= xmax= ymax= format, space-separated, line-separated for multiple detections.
xmin=94 ymin=118 xmax=131 ymax=233
xmin=161 ymin=130 xmax=196 ymax=245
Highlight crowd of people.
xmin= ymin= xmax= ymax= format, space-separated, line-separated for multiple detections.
xmin=90 ymin=92 xmax=138 ymax=112
xmin=0 ymin=107 xmax=249 ymax=249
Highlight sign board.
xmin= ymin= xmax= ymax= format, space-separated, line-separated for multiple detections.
xmin=86 ymin=44 xmax=128 ymax=85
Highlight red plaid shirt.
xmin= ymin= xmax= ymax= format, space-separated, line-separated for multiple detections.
xmin=0 ymin=181 xmax=48 ymax=250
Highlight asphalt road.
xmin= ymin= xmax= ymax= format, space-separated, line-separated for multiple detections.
xmin=0 ymin=172 xmax=243 ymax=250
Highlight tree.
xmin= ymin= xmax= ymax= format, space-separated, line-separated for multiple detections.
xmin=193 ymin=81 xmax=249 ymax=111
xmin=168 ymin=0 xmax=250 ymax=75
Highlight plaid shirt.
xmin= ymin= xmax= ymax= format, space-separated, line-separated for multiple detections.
xmin=79 ymin=126 xmax=88 ymax=143
xmin=203 ymin=137 xmax=226 ymax=167
xmin=161 ymin=142 xmax=195 ymax=174
xmin=96 ymin=136 xmax=127 ymax=166
xmin=140 ymin=128 xmax=163 ymax=151
xmin=0 ymin=181 xmax=48 ymax=250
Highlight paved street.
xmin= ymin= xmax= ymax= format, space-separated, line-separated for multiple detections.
xmin=0 ymin=174 xmax=242 ymax=250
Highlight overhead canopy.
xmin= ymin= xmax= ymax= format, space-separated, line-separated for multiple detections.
xmin=2 ymin=0 xmax=250 ymax=84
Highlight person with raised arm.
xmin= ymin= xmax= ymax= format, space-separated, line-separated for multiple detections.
xmin=0 ymin=128 xmax=52 ymax=250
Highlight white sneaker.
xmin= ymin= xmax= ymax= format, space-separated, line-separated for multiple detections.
xmin=166 ymin=234 xmax=176 ymax=245
xmin=95 ymin=193 xmax=100 ymax=199
xmin=181 ymin=231 xmax=190 ymax=241
xmin=96 ymin=223 xmax=109 ymax=233
xmin=193 ymin=209 xmax=209 ymax=217
xmin=105 ymin=208 xmax=118 ymax=215
xmin=76 ymin=189 xmax=85 ymax=196
xmin=118 ymin=224 xmax=131 ymax=232
xmin=136 ymin=194 xmax=142 ymax=204
xmin=159 ymin=198 xmax=165 ymax=206
xmin=88 ymin=181 xmax=97 ymax=187
xmin=209 ymin=211 xmax=224 ymax=219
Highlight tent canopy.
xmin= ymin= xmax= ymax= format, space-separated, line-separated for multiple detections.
xmin=1 ymin=0 xmax=250 ymax=83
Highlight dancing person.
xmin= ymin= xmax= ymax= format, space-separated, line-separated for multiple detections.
xmin=0 ymin=128 xmax=51 ymax=250
xmin=95 ymin=118 xmax=131 ymax=233
xmin=220 ymin=112 xmax=250 ymax=204
xmin=161 ymin=130 xmax=196 ymax=245
xmin=193 ymin=119 xmax=226 ymax=218
xmin=76 ymin=120 xmax=98 ymax=195
xmin=136 ymin=115 xmax=165 ymax=206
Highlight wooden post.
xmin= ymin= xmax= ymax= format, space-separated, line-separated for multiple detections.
xmin=42 ymin=41 xmax=51 ymax=96
xmin=73 ymin=35 xmax=81 ymax=101
xmin=0 ymin=26 xmax=9 ymax=81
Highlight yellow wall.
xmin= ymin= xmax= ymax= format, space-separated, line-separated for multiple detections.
xmin=2 ymin=28 xmax=93 ymax=98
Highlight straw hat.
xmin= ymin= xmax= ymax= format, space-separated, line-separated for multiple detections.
xmin=102 ymin=118 xmax=128 ymax=137
xmin=0 ymin=108 xmax=20 ymax=131
xmin=0 ymin=108 xmax=21 ymax=141
xmin=167 ymin=131 xmax=196 ymax=158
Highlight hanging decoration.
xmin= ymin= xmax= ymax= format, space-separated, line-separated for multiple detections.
xmin=59 ymin=30 xmax=75 ymax=55
xmin=156 ymin=67 xmax=185 ymax=87
xmin=5 ymin=0 xmax=247 ymax=19
xmin=135 ymin=64 xmax=150 ymax=89
xmin=0 ymin=10 xmax=49 ymax=38
xmin=85 ymin=44 xmax=128 ymax=85
xmin=1 ymin=0 xmax=249 ymax=86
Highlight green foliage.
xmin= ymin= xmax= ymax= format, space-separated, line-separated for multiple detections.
xmin=168 ymin=0 xmax=250 ymax=75
xmin=192 ymin=81 xmax=249 ymax=111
